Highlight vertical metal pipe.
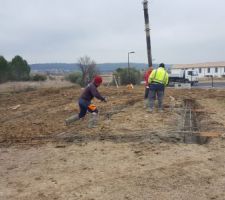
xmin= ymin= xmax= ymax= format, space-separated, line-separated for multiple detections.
xmin=143 ymin=0 xmax=152 ymax=67
xmin=211 ymin=75 xmax=214 ymax=87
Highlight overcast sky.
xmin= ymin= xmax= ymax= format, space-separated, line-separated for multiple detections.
xmin=1 ymin=0 xmax=225 ymax=64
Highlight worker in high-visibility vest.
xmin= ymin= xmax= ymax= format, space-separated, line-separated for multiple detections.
xmin=148 ymin=63 xmax=168 ymax=112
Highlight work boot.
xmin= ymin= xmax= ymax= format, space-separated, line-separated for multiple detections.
xmin=144 ymin=99 xmax=149 ymax=108
xmin=65 ymin=114 xmax=79 ymax=125
xmin=148 ymin=108 xmax=153 ymax=113
xmin=88 ymin=113 xmax=98 ymax=128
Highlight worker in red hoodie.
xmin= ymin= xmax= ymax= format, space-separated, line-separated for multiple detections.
xmin=144 ymin=66 xmax=153 ymax=108
xmin=65 ymin=75 xmax=107 ymax=128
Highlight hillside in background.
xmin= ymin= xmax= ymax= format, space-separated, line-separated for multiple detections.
xmin=30 ymin=63 xmax=170 ymax=74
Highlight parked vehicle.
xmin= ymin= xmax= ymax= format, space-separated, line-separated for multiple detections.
xmin=168 ymin=69 xmax=199 ymax=86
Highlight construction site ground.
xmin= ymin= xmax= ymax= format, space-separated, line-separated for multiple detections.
xmin=1 ymin=83 xmax=225 ymax=200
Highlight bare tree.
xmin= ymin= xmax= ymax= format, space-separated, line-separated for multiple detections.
xmin=78 ymin=56 xmax=99 ymax=86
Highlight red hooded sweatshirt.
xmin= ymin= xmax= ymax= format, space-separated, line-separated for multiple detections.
xmin=144 ymin=68 xmax=153 ymax=87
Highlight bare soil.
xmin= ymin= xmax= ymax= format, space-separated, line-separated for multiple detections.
xmin=1 ymin=84 xmax=225 ymax=200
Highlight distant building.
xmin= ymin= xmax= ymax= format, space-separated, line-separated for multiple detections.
xmin=172 ymin=61 xmax=225 ymax=78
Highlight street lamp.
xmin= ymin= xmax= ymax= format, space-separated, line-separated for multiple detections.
xmin=128 ymin=51 xmax=135 ymax=83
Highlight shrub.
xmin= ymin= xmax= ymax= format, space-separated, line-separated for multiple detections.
xmin=65 ymin=72 xmax=82 ymax=85
xmin=30 ymin=74 xmax=47 ymax=81
xmin=113 ymin=67 xmax=141 ymax=85
xmin=48 ymin=75 xmax=56 ymax=80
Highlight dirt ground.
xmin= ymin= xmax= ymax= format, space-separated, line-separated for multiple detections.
xmin=1 ymin=83 xmax=225 ymax=200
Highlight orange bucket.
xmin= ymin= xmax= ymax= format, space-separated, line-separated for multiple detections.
xmin=88 ymin=104 xmax=97 ymax=111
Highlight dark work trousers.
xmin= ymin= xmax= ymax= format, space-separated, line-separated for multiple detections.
xmin=149 ymin=83 xmax=165 ymax=110
xmin=78 ymin=98 xmax=98 ymax=118
xmin=144 ymin=87 xmax=149 ymax=99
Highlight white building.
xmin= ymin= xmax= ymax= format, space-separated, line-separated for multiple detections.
xmin=172 ymin=61 xmax=225 ymax=78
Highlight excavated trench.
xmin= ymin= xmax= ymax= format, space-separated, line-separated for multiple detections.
xmin=181 ymin=99 xmax=209 ymax=144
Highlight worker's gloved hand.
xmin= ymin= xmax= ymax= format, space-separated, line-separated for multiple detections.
xmin=102 ymin=97 xmax=107 ymax=102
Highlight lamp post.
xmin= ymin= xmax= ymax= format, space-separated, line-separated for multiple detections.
xmin=211 ymin=75 xmax=214 ymax=88
xmin=128 ymin=51 xmax=135 ymax=83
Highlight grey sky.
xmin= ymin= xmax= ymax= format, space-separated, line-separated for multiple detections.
xmin=1 ymin=0 xmax=225 ymax=64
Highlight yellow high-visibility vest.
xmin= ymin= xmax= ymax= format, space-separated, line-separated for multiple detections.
xmin=148 ymin=67 xmax=168 ymax=86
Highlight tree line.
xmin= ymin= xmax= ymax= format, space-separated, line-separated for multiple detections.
xmin=0 ymin=54 xmax=142 ymax=86
xmin=0 ymin=55 xmax=100 ymax=85
xmin=0 ymin=55 xmax=30 ymax=83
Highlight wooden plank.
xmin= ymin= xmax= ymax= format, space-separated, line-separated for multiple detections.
xmin=197 ymin=131 xmax=222 ymax=137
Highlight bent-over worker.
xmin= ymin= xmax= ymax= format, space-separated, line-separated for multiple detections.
xmin=65 ymin=75 xmax=107 ymax=128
